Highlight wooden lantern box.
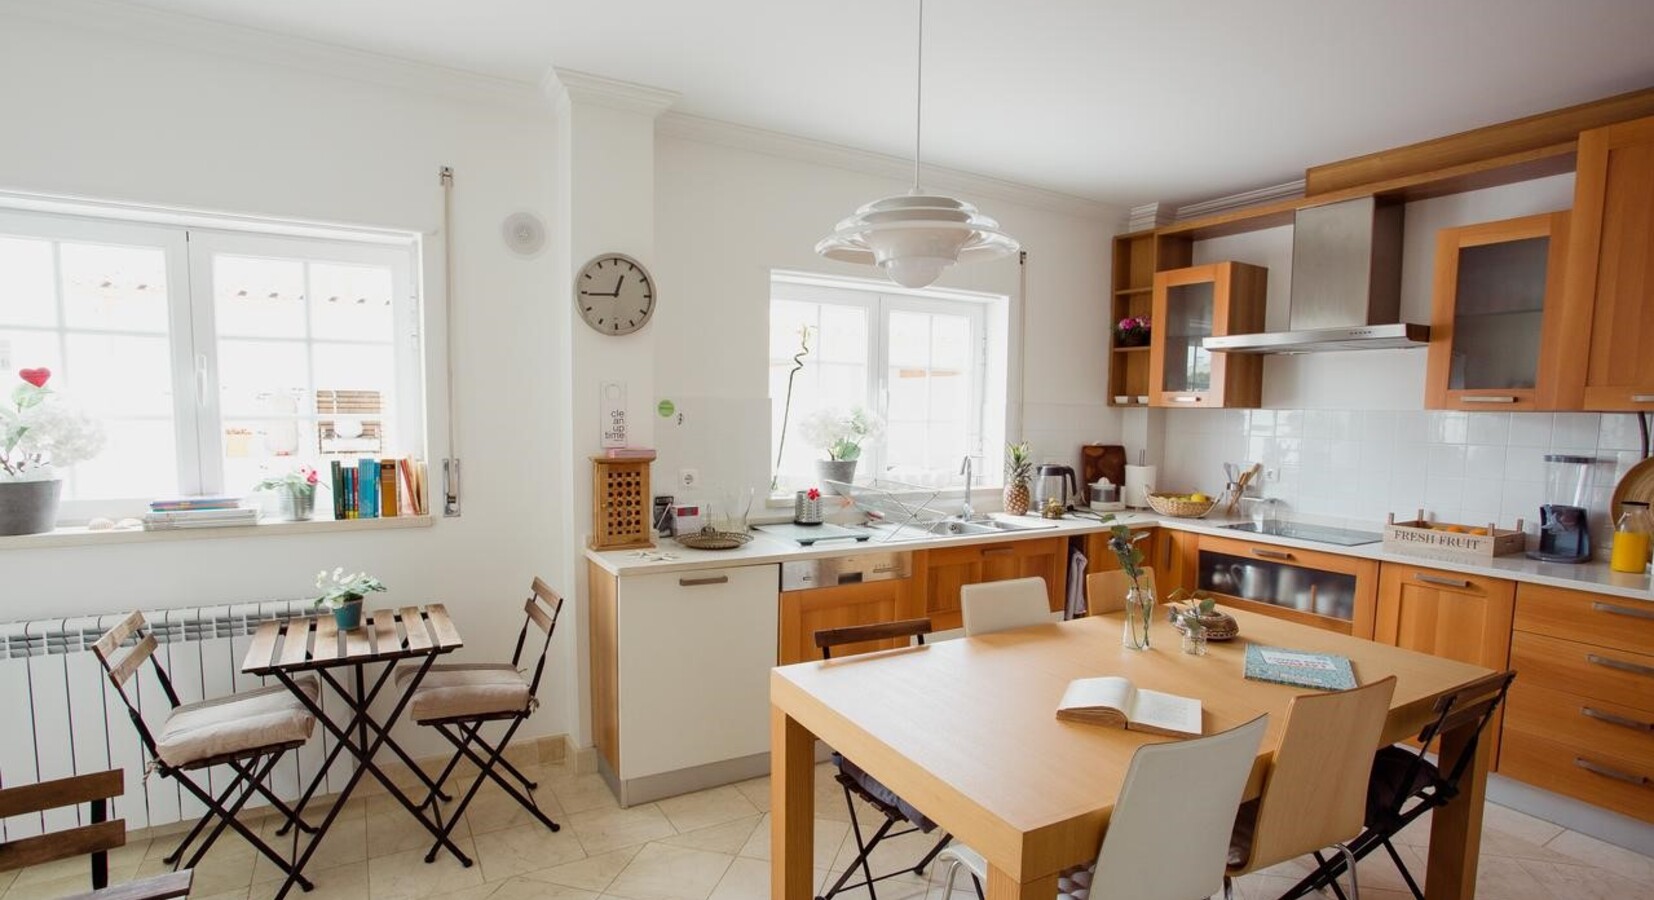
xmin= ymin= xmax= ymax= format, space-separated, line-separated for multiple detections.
xmin=591 ymin=453 xmax=656 ymax=551
xmin=1382 ymin=509 xmax=1526 ymax=559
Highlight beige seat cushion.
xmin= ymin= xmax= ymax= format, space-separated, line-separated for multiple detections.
xmin=156 ymin=677 xmax=319 ymax=769
xmin=398 ymin=663 xmax=532 ymax=723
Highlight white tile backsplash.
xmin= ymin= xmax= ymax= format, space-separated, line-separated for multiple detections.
xmin=1163 ymin=409 xmax=1652 ymax=554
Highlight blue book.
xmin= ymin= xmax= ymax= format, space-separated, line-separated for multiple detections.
xmin=358 ymin=459 xmax=379 ymax=519
xmin=1243 ymin=645 xmax=1358 ymax=691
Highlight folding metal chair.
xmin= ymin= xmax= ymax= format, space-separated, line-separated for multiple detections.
xmin=402 ymin=577 xmax=564 ymax=863
xmin=813 ymin=618 xmax=952 ymax=900
xmin=90 ymin=611 xmax=318 ymax=889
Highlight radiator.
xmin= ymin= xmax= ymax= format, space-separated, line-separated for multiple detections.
xmin=0 ymin=601 xmax=358 ymax=840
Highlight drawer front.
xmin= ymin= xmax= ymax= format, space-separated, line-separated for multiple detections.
xmin=1506 ymin=681 xmax=1654 ymax=768
xmin=1510 ymin=631 xmax=1654 ymax=714
xmin=1514 ymin=582 xmax=1654 ymax=654
xmin=1383 ymin=563 xmax=1509 ymax=600
xmin=1500 ymin=730 xmax=1654 ymax=823
xmin=1198 ymin=534 xmax=1371 ymax=576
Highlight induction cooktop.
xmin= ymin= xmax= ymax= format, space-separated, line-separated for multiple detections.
xmin=1222 ymin=521 xmax=1382 ymax=546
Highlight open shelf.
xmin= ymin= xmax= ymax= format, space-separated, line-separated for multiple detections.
xmin=1112 ymin=345 xmax=1150 ymax=354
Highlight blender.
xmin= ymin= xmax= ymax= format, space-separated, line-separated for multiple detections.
xmin=1529 ymin=454 xmax=1595 ymax=563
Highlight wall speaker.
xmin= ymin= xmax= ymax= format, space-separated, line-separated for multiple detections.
xmin=502 ymin=211 xmax=546 ymax=256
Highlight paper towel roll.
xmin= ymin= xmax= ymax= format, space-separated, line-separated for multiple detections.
xmin=1124 ymin=465 xmax=1157 ymax=509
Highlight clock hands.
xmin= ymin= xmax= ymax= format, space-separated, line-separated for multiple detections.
xmin=579 ymin=275 xmax=629 ymax=299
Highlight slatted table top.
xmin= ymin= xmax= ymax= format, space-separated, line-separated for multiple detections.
xmin=241 ymin=604 xmax=463 ymax=675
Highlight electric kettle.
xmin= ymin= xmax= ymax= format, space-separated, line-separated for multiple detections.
xmin=1031 ymin=464 xmax=1080 ymax=512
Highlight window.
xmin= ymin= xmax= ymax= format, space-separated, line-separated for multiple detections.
xmin=0 ymin=207 xmax=423 ymax=522
xmin=769 ymin=273 xmax=1007 ymax=491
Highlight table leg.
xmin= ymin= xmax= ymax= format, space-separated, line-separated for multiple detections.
xmin=1425 ymin=720 xmax=1491 ymax=899
xmin=986 ymin=864 xmax=1058 ymax=899
xmin=771 ymin=705 xmax=815 ymax=900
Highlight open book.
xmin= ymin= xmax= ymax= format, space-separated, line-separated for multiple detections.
xmin=1055 ymin=676 xmax=1203 ymax=738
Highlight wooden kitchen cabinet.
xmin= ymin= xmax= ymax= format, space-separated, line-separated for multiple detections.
xmin=1193 ymin=534 xmax=1378 ymax=636
xmin=1149 ymin=262 xmax=1266 ymax=409
xmin=915 ymin=536 xmax=1067 ymax=631
xmin=1110 ymin=232 xmax=1191 ymax=407
xmin=1426 ymin=211 xmax=1572 ymax=411
xmin=778 ymin=579 xmax=921 ymax=665
xmin=1373 ymin=564 xmax=1515 ymax=671
xmin=1561 ymin=115 xmax=1654 ymax=412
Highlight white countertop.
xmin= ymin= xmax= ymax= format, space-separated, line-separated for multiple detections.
xmin=586 ymin=510 xmax=1654 ymax=602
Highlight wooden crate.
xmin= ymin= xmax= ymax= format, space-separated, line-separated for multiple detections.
xmin=591 ymin=454 xmax=656 ymax=550
xmin=1383 ymin=510 xmax=1526 ymax=559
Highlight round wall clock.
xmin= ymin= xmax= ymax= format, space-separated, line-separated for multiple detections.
xmin=576 ymin=253 xmax=655 ymax=335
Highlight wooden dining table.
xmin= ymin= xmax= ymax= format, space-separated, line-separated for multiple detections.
xmin=770 ymin=609 xmax=1497 ymax=899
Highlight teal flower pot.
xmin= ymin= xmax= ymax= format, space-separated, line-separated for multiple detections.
xmin=333 ymin=599 xmax=364 ymax=631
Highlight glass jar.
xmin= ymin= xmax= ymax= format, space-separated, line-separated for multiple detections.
xmin=1180 ymin=618 xmax=1208 ymax=656
xmin=1610 ymin=500 xmax=1652 ymax=574
xmin=1123 ymin=584 xmax=1153 ymax=651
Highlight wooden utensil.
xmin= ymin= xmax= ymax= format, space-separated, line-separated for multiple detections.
xmin=1227 ymin=462 xmax=1262 ymax=515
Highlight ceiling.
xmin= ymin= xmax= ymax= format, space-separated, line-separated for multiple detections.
xmin=98 ymin=0 xmax=1654 ymax=207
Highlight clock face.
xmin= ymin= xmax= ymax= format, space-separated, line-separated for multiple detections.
xmin=576 ymin=253 xmax=655 ymax=335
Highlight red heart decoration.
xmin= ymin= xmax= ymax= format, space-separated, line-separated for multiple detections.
xmin=18 ymin=368 xmax=50 ymax=388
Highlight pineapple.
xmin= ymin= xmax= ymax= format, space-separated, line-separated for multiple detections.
xmin=1003 ymin=441 xmax=1033 ymax=516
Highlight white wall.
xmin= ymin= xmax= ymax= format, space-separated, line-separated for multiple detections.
xmin=0 ymin=14 xmax=566 ymax=753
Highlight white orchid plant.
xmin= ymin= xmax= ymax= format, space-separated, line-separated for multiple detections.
xmin=797 ymin=406 xmax=885 ymax=461
xmin=314 ymin=567 xmax=387 ymax=610
xmin=0 ymin=368 xmax=106 ymax=482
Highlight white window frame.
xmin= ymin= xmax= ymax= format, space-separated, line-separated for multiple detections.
xmin=0 ymin=204 xmax=424 ymax=523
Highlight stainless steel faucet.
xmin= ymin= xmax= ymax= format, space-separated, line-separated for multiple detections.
xmin=959 ymin=455 xmax=975 ymax=520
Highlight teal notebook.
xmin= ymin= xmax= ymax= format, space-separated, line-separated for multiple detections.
xmin=1244 ymin=644 xmax=1358 ymax=691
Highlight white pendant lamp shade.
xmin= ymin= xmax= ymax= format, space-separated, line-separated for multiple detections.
xmin=815 ymin=192 xmax=1020 ymax=288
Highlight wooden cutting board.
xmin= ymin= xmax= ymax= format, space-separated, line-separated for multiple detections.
xmin=1082 ymin=444 xmax=1127 ymax=503
xmin=1611 ymin=456 xmax=1654 ymax=523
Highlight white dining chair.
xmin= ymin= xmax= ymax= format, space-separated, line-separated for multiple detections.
xmin=961 ymin=576 xmax=1052 ymax=636
xmin=933 ymin=714 xmax=1269 ymax=900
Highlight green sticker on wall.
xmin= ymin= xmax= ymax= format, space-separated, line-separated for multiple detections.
xmin=657 ymin=399 xmax=676 ymax=418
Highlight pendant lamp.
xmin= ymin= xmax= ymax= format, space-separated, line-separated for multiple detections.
xmin=814 ymin=0 xmax=1019 ymax=288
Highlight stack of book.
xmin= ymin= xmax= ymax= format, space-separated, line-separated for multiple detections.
xmin=332 ymin=458 xmax=426 ymax=519
xmin=144 ymin=496 xmax=258 ymax=531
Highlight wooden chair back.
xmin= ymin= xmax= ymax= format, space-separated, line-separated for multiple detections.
xmin=1085 ymin=567 xmax=1157 ymax=616
xmin=961 ymin=577 xmax=1051 ymax=636
xmin=89 ymin=612 xmax=178 ymax=760
xmin=513 ymin=577 xmax=566 ymax=696
xmin=1092 ymin=716 xmax=1269 ymax=900
xmin=1239 ymin=675 xmax=1398 ymax=872
xmin=0 ymin=770 xmax=125 ymax=883
xmin=814 ymin=618 xmax=932 ymax=660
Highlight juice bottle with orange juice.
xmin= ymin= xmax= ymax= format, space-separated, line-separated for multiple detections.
xmin=1610 ymin=501 xmax=1651 ymax=574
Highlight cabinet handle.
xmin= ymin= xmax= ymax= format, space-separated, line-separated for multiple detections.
xmin=982 ymin=547 xmax=1015 ymax=557
xmin=1251 ymin=548 xmax=1294 ymax=561
xmin=1582 ymin=706 xmax=1654 ymax=733
xmin=1171 ymin=396 xmax=1200 ymax=404
xmin=1591 ymin=601 xmax=1654 ymax=621
xmin=1587 ymin=653 xmax=1654 ymax=678
xmin=1460 ymin=395 xmax=1517 ymax=404
xmin=1414 ymin=573 xmax=1472 ymax=588
xmin=1631 ymin=395 xmax=1654 ymax=403
xmin=678 ymin=575 xmax=729 ymax=587
xmin=1574 ymin=757 xmax=1649 ymax=786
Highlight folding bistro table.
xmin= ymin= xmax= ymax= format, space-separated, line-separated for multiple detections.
xmin=242 ymin=604 xmax=465 ymax=900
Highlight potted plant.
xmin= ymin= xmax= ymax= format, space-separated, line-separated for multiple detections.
xmin=1101 ymin=515 xmax=1153 ymax=650
xmin=314 ymin=568 xmax=386 ymax=631
xmin=1165 ymin=588 xmax=1239 ymax=656
xmin=797 ymin=406 xmax=884 ymax=495
xmin=0 ymin=368 xmax=106 ymax=535
xmin=1003 ymin=441 xmax=1033 ymax=516
xmin=1114 ymin=316 xmax=1152 ymax=348
xmin=257 ymin=466 xmax=322 ymax=521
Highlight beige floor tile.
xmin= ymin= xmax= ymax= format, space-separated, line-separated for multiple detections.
xmin=366 ymin=838 xmax=484 ymax=900
xmin=252 ymin=811 xmax=367 ymax=882
xmin=736 ymin=813 xmax=849 ymax=868
xmin=731 ymin=777 xmax=770 ymax=814
xmin=518 ymin=846 xmax=640 ymax=893
xmin=551 ymin=775 xmax=622 ymax=816
xmin=1544 ymin=828 xmax=1654 ymax=883
xmin=566 ymin=805 xmax=677 ymax=856
xmin=604 ymin=843 xmax=734 ymax=900
xmin=1516 ymin=856 xmax=1650 ymax=899
xmin=437 ymin=879 xmax=601 ymax=900
xmin=470 ymin=820 xmax=586 ymax=882
xmin=659 ymin=815 xmax=762 ymax=855
xmin=365 ymin=792 xmax=470 ymax=860
xmin=188 ymin=890 xmax=252 ymax=900
xmin=656 ymin=786 xmax=759 ymax=834
xmin=463 ymin=781 xmax=566 ymax=836
xmin=705 ymin=857 xmax=769 ymax=900
xmin=1484 ymin=802 xmax=1567 ymax=847
xmin=247 ymin=861 xmax=370 ymax=900
xmin=135 ymin=847 xmax=255 ymax=898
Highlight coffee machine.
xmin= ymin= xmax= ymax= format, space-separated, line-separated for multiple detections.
xmin=1529 ymin=454 xmax=1595 ymax=563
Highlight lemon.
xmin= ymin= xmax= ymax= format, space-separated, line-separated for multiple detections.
xmin=1190 ymin=492 xmax=1210 ymax=503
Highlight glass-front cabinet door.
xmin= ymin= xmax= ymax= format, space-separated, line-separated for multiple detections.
xmin=1149 ymin=261 xmax=1266 ymax=408
xmin=1427 ymin=211 xmax=1570 ymax=410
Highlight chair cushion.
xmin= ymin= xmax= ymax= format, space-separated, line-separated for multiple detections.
xmin=1227 ymin=797 xmax=1259 ymax=869
xmin=833 ymin=753 xmax=937 ymax=832
xmin=156 ymin=677 xmax=319 ymax=769
xmin=398 ymin=663 xmax=533 ymax=723
xmin=1366 ymin=745 xmax=1442 ymax=824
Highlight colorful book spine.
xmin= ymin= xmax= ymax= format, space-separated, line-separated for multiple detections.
xmin=331 ymin=461 xmax=344 ymax=519
xmin=358 ymin=459 xmax=379 ymax=519
xmin=380 ymin=460 xmax=398 ymax=517
xmin=345 ymin=467 xmax=357 ymax=519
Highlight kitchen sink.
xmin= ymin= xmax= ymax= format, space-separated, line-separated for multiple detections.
xmin=855 ymin=516 xmax=1061 ymax=542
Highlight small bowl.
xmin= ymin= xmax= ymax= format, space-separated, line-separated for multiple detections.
xmin=1113 ymin=395 xmax=1131 ymax=405
xmin=1145 ymin=492 xmax=1217 ymax=518
xmin=1135 ymin=395 xmax=1149 ymax=404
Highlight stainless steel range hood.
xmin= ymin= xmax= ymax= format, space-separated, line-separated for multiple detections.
xmin=1203 ymin=196 xmax=1429 ymax=354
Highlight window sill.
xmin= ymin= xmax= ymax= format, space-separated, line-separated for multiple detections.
xmin=0 ymin=514 xmax=435 ymax=551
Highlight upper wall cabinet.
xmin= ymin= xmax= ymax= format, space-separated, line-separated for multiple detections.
xmin=1561 ymin=115 xmax=1654 ymax=411
xmin=1426 ymin=211 xmax=1571 ymax=411
xmin=1149 ymin=261 xmax=1266 ymax=408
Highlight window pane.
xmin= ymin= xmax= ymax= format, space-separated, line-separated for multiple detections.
xmin=222 ymin=418 xmax=320 ymax=497
xmin=887 ymin=310 xmax=930 ymax=368
xmin=217 ymin=339 xmax=308 ymax=417
xmin=0 ymin=236 xmax=57 ymax=327
xmin=213 ymin=255 xmax=307 ymax=339
xmin=67 ymin=418 xmax=178 ymax=501
xmin=63 ymin=334 xmax=175 ymax=418
xmin=883 ymin=307 xmax=977 ymax=484
xmin=309 ymin=262 xmax=395 ymax=341
xmin=60 ymin=243 xmax=170 ymax=333
xmin=0 ymin=329 xmax=63 ymax=376
xmin=769 ymin=296 xmax=870 ymax=486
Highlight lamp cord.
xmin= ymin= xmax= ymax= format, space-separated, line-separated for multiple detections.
xmin=912 ymin=0 xmax=924 ymax=193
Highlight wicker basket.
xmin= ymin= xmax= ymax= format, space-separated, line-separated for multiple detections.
xmin=1145 ymin=492 xmax=1216 ymax=518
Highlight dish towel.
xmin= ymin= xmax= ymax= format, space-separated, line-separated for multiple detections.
xmin=1065 ymin=545 xmax=1089 ymax=620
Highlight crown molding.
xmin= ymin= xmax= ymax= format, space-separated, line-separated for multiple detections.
xmin=1 ymin=0 xmax=544 ymax=112
xmin=544 ymin=68 xmax=679 ymax=117
xmin=657 ymin=112 xmax=1115 ymax=220
xmin=1174 ymin=179 xmax=1306 ymax=221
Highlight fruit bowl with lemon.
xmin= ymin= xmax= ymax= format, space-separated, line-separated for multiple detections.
xmin=1146 ymin=490 xmax=1216 ymax=518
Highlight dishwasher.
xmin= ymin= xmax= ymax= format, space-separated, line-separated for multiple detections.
xmin=780 ymin=551 xmax=915 ymax=664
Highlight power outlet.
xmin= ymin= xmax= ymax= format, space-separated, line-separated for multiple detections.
xmin=1264 ymin=467 xmax=1280 ymax=482
xmin=679 ymin=468 xmax=700 ymax=488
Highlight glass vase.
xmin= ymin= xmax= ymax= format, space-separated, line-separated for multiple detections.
xmin=1123 ymin=584 xmax=1153 ymax=651
xmin=279 ymin=488 xmax=315 ymax=522
xmin=1181 ymin=621 xmax=1208 ymax=656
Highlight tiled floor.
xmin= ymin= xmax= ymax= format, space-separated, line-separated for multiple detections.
xmin=4 ymin=758 xmax=1652 ymax=899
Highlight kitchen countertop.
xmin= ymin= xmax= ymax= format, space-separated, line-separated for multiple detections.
xmin=586 ymin=510 xmax=1654 ymax=602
